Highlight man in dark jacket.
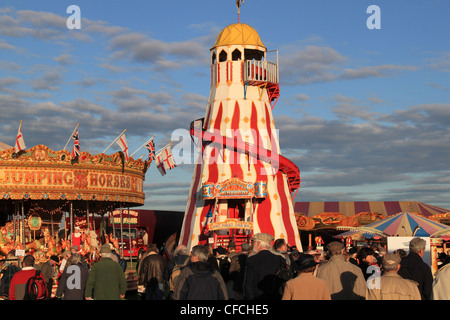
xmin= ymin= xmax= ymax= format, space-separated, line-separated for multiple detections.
xmin=173 ymin=245 xmax=227 ymax=300
xmin=138 ymin=244 xmax=167 ymax=300
xmin=398 ymin=237 xmax=433 ymax=300
xmin=243 ymin=233 xmax=285 ymax=300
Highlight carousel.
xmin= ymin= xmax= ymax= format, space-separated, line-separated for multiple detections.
xmin=0 ymin=142 xmax=150 ymax=259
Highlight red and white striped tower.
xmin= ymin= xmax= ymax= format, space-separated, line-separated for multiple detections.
xmin=179 ymin=23 xmax=302 ymax=251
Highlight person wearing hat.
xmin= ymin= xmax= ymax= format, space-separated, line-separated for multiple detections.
xmin=347 ymin=247 xmax=359 ymax=266
xmin=40 ymin=255 xmax=59 ymax=299
xmin=84 ymin=244 xmax=127 ymax=300
xmin=243 ymin=233 xmax=285 ymax=300
xmin=316 ymin=241 xmax=367 ymax=300
xmin=282 ymin=254 xmax=331 ymax=300
xmin=368 ymin=253 xmax=420 ymax=300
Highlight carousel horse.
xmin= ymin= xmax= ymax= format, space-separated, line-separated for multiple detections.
xmin=60 ymin=238 xmax=70 ymax=252
xmin=109 ymin=234 xmax=119 ymax=251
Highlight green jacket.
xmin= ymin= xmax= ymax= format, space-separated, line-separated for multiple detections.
xmin=84 ymin=257 xmax=127 ymax=300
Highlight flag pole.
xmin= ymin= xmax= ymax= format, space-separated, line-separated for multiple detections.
xmin=102 ymin=129 xmax=126 ymax=154
xmin=63 ymin=123 xmax=79 ymax=151
xmin=130 ymin=135 xmax=156 ymax=157
xmin=155 ymin=141 xmax=173 ymax=155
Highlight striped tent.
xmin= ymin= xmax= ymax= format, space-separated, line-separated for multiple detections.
xmin=294 ymin=201 xmax=449 ymax=218
xmin=336 ymin=211 xmax=450 ymax=239
xmin=0 ymin=141 xmax=12 ymax=152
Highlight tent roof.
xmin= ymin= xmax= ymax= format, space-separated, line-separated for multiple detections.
xmin=0 ymin=141 xmax=12 ymax=151
xmin=336 ymin=211 xmax=450 ymax=238
xmin=294 ymin=201 xmax=449 ymax=218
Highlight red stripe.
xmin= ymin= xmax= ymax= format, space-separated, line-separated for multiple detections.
xmin=384 ymin=201 xmax=402 ymax=216
xmin=324 ymin=201 xmax=339 ymax=212
xmin=181 ymin=162 xmax=202 ymax=245
xmin=256 ymin=194 xmax=274 ymax=236
xmin=230 ymin=101 xmax=243 ymax=179
xmin=264 ymin=103 xmax=272 ymax=145
xmin=206 ymin=103 xmax=222 ymax=181
xmin=354 ymin=201 xmax=371 ymax=214
xmin=276 ymin=171 xmax=296 ymax=246
xmin=250 ymin=102 xmax=266 ymax=179
xmin=294 ymin=202 xmax=310 ymax=216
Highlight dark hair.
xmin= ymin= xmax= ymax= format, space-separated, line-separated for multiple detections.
xmin=357 ymin=247 xmax=374 ymax=261
xmin=273 ymin=238 xmax=286 ymax=250
xmin=394 ymin=249 xmax=407 ymax=258
xmin=22 ymin=255 xmax=35 ymax=267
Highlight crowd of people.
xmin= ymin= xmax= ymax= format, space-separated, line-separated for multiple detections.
xmin=136 ymin=233 xmax=450 ymax=301
xmin=0 ymin=229 xmax=129 ymax=300
xmin=1 ymin=231 xmax=450 ymax=300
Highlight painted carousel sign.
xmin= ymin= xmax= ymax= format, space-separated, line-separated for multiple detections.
xmin=0 ymin=144 xmax=148 ymax=205
xmin=202 ymin=178 xmax=267 ymax=200
xmin=208 ymin=218 xmax=253 ymax=231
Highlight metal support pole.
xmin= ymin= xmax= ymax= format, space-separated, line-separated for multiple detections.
xmin=70 ymin=201 xmax=73 ymax=246
xmin=128 ymin=206 xmax=133 ymax=270
xmin=86 ymin=202 xmax=90 ymax=232
xmin=21 ymin=200 xmax=25 ymax=246
xmin=120 ymin=206 xmax=123 ymax=259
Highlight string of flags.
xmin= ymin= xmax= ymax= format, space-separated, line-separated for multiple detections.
xmin=10 ymin=121 xmax=177 ymax=176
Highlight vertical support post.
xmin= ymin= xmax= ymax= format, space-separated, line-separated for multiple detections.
xmin=70 ymin=201 xmax=73 ymax=246
xmin=21 ymin=200 xmax=25 ymax=246
xmin=120 ymin=205 xmax=124 ymax=259
xmin=86 ymin=202 xmax=90 ymax=231
xmin=128 ymin=206 xmax=133 ymax=270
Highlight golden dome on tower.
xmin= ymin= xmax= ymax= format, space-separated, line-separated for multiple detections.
xmin=212 ymin=23 xmax=266 ymax=49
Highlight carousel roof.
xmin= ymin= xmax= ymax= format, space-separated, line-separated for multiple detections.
xmin=294 ymin=201 xmax=449 ymax=218
xmin=336 ymin=211 xmax=450 ymax=239
xmin=0 ymin=141 xmax=12 ymax=151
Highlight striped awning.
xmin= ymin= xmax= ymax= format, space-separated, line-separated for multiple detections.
xmin=0 ymin=141 xmax=12 ymax=152
xmin=294 ymin=201 xmax=449 ymax=218
xmin=336 ymin=212 xmax=450 ymax=238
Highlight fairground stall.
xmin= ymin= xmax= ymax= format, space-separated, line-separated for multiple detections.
xmin=0 ymin=144 xmax=149 ymax=258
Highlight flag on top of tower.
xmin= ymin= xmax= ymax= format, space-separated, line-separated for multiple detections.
xmin=116 ymin=132 xmax=129 ymax=162
xmin=145 ymin=138 xmax=156 ymax=161
xmin=14 ymin=120 xmax=26 ymax=153
xmin=72 ymin=128 xmax=80 ymax=158
xmin=155 ymin=142 xmax=177 ymax=176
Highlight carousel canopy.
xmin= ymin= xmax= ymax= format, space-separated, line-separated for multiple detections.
xmin=294 ymin=201 xmax=449 ymax=218
xmin=336 ymin=211 xmax=450 ymax=239
xmin=0 ymin=141 xmax=12 ymax=152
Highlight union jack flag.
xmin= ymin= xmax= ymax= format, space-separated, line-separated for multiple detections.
xmin=72 ymin=129 xmax=80 ymax=158
xmin=145 ymin=139 xmax=156 ymax=160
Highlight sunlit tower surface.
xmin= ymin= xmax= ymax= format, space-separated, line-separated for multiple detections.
xmin=179 ymin=22 xmax=302 ymax=251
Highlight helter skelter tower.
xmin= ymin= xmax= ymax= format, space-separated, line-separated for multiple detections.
xmin=179 ymin=22 xmax=302 ymax=251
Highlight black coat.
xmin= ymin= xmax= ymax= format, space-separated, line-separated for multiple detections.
xmin=398 ymin=252 xmax=433 ymax=300
xmin=56 ymin=263 xmax=90 ymax=300
xmin=243 ymin=250 xmax=284 ymax=300
xmin=173 ymin=261 xmax=227 ymax=300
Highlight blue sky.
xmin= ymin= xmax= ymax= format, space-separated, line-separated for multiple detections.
xmin=0 ymin=0 xmax=449 ymax=212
